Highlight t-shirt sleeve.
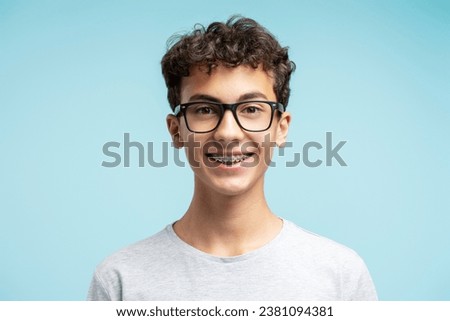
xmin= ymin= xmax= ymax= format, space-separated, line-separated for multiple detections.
xmin=86 ymin=272 xmax=112 ymax=301
xmin=342 ymin=253 xmax=378 ymax=301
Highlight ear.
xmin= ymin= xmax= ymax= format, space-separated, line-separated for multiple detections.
xmin=275 ymin=111 xmax=291 ymax=147
xmin=166 ymin=114 xmax=183 ymax=148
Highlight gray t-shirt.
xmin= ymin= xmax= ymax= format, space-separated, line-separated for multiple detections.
xmin=87 ymin=220 xmax=377 ymax=300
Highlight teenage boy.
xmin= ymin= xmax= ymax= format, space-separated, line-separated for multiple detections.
xmin=88 ymin=16 xmax=377 ymax=300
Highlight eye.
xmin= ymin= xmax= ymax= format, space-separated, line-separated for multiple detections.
xmin=241 ymin=105 xmax=263 ymax=114
xmin=191 ymin=103 xmax=219 ymax=115
xmin=197 ymin=106 xmax=215 ymax=114
xmin=245 ymin=106 xmax=258 ymax=113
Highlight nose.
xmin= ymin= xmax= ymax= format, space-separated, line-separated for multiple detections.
xmin=212 ymin=110 xmax=245 ymax=141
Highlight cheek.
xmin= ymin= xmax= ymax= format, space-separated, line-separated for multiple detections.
xmin=255 ymin=131 xmax=278 ymax=150
xmin=182 ymin=133 xmax=215 ymax=168
xmin=178 ymin=118 xmax=191 ymax=137
xmin=180 ymin=133 xmax=199 ymax=165
xmin=249 ymin=132 xmax=277 ymax=167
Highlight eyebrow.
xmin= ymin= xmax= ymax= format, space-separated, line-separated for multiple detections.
xmin=187 ymin=91 xmax=269 ymax=103
xmin=238 ymin=92 xmax=268 ymax=101
xmin=188 ymin=94 xmax=221 ymax=103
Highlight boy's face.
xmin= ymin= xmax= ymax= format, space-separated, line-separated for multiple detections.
xmin=167 ymin=64 xmax=291 ymax=197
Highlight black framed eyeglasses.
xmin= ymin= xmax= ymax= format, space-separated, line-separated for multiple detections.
xmin=173 ymin=100 xmax=285 ymax=133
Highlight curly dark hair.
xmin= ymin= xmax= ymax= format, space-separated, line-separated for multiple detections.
xmin=161 ymin=16 xmax=295 ymax=111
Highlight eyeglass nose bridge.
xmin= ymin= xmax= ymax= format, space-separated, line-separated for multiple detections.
xmin=213 ymin=103 xmax=243 ymax=130
xmin=221 ymin=103 xmax=239 ymax=111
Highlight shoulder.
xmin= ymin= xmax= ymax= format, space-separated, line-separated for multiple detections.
xmin=282 ymin=220 xmax=370 ymax=273
xmin=95 ymin=226 xmax=172 ymax=278
xmin=282 ymin=220 xmax=377 ymax=300
xmin=88 ymin=225 xmax=176 ymax=300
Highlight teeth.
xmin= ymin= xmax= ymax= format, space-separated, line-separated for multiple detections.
xmin=209 ymin=154 xmax=251 ymax=165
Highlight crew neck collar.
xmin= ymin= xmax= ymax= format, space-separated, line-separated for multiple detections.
xmin=165 ymin=218 xmax=289 ymax=263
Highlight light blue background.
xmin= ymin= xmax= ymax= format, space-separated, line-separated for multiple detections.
xmin=1 ymin=0 xmax=449 ymax=300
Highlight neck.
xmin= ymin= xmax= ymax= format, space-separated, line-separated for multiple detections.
xmin=173 ymin=176 xmax=282 ymax=256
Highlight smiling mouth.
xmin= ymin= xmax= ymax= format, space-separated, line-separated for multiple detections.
xmin=206 ymin=153 xmax=255 ymax=165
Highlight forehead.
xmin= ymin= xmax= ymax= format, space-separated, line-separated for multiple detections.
xmin=180 ymin=64 xmax=276 ymax=103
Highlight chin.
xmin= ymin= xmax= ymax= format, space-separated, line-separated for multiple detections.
xmin=198 ymin=173 xmax=264 ymax=197
xmin=212 ymin=184 xmax=251 ymax=196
